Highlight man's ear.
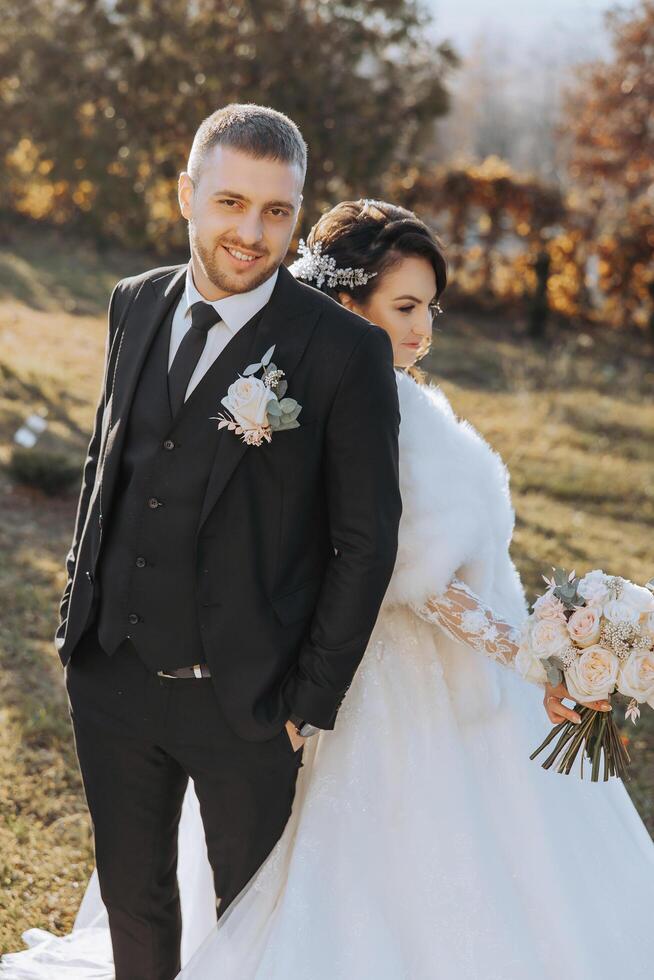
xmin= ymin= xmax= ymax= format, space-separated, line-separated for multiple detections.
xmin=178 ymin=172 xmax=194 ymax=220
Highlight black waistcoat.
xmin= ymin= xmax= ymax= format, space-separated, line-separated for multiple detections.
xmin=96 ymin=301 xmax=264 ymax=670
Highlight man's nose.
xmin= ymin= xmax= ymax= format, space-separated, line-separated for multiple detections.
xmin=237 ymin=212 xmax=264 ymax=246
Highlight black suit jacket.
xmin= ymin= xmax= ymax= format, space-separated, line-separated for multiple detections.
xmin=55 ymin=261 xmax=402 ymax=738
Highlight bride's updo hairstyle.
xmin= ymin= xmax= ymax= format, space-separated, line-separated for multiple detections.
xmin=300 ymin=199 xmax=447 ymax=382
xmin=305 ymin=199 xmax=447 ymax=306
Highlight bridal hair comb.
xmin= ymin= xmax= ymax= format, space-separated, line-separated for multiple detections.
xmin=288 ymin=239 xmax=378 ymax=291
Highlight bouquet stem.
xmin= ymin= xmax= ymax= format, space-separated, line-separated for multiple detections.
xmin=530 ymin=705 xmax=631 ymax=781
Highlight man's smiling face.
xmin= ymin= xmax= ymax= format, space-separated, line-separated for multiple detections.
xmin=178 ymin=144 xmax=304 ymax=299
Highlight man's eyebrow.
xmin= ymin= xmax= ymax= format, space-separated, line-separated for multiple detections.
xmin=211 ymin=190 xmax=295 ymax=209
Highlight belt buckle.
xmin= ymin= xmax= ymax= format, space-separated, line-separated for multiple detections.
xmin=156 ymin=665 xmax=206 ymax=679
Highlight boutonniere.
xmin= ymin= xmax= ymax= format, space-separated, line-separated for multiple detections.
xmin=209 ymin=344 xmax=302 ymax=446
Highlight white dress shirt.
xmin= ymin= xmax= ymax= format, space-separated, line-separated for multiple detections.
xmin=168 ymin=262 xmax=279 ymax=402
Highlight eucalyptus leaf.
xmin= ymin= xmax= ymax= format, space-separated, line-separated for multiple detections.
xmin=547 ymin=665 xmax=564 ymax=687
xmin=266 ymin=363 xmax=277 ymax=374
xmin=269 ymin=414 xmax=282 ymax=429
xmin=550 ymin=566 xmax=584 ymax=608
xmin=279 ymin=397 xmax=297 ymax=412
xmin=261 ymin=345 xmax=276 ymax=366
xmin=276 ymin=380 xmax=288 ymax=398
xmin=267 ymin=399 xmax=283 ymax=417
xmin=279 ymin=418 xmax=300 ymax=429
xmin=283 ymin=405 xmax=302 ymax=423
xmin=243 ymin=362 xmax=261 ymax=376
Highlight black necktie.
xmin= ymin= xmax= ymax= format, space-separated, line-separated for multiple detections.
xmin=168 ymin=301 xmax=222 ymax=416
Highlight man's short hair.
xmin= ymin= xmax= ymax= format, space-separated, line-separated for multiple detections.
xmin=187 ymin=103 xmax=307 ymax=184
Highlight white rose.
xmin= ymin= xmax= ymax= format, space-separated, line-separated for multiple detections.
xmin=222 ymin=375 xmax=276 ymax=431
xmin=566 ymin=606 xmax=602 ymax=648
xmin=620 ymin=580 xmax=654 ymax=614
xmin=603 ymin=598 xmax=640 ymax=628
xmin=516 ymin=644 xmax=549 ymax=686
xmin=529 ymin=618 xmax=570 ymax=659
xmin=618 ymin=650 xmax=654 ymax=704
xmin=533 ymin=590 xmax=567 ymax=622
xmin=565 ymin=645 xmax=619 ymax=702
xmin=578 ymin=570 xmax=610 ymax=607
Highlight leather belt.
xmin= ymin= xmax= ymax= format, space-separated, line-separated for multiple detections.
xmin=156 ymin=663 xmax=211 ymax=679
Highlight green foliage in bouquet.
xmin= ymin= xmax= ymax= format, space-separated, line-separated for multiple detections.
xmin=546 ymin=567 xmax=586 ymax=610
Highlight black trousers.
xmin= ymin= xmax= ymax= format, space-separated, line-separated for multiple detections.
xmin=65 ymin=624 xmax=304 ymax=980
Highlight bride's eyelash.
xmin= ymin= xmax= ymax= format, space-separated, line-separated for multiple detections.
xmin=399 ymin=305 xmax=415 ymax=313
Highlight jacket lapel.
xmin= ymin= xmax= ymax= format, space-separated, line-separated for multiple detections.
xmin=100 ymin=265 xmax=186 ymax=516
xmin=196 ymin=263 xmax=320 ymax=535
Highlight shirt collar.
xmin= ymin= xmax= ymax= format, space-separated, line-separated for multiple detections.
xmin=183 ymin=262 xmax=279 ymax=335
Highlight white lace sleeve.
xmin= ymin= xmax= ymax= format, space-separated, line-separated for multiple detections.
xmin=410 ymin=578 xmax=522 ymax=669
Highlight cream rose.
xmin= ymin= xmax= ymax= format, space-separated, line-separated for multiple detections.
xmin=603 ymin=598 xmax=640 ymax=628
xmin=618 ymin=650 xmax=654 ymax=704
xmin=529 ymin=618 xmax=570 ymax=659
xmin=221 ymin=375 xmax=276 ymax=431
xmin=566 ymin=606 xmax=602 ymax=648
xmin=578 ymin=570 xmax=610 ymax=607
xmin=533 ymin=590 xmax=567 ymax=622
xmin=565 ymin=645 xmax=619 ymax=702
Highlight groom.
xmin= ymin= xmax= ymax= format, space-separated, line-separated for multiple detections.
xmin=55 ymin=103 xmax=401 ymax=979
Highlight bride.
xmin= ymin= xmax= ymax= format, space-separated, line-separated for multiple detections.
xmin=3 ymin=199 xmax=654 ymax=980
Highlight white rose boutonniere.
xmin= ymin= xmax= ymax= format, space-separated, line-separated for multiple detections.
xmin=210 ymin=344 xmax=302 ymax=446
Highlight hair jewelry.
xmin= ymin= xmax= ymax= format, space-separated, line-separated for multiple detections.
xmin=288 ymin=239 xmax=378 ymax=290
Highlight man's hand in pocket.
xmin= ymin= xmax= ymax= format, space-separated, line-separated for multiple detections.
xmin=285 ymin=719 xmax=307 ymax=752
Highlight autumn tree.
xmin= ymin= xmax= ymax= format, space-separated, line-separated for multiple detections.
xmin=0 ymin=0 xmax=458 ymax=251
xmin=559 ymin=0 xmax=654 ymax=330
xmin=388 ymin=157 xmax=568 ymax=320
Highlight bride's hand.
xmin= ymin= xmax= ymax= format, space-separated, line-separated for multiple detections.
xmin=543 ymin=680 xmax=612 ymax=726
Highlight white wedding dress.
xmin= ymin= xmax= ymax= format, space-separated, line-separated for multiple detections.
xmin=3 ymin=369 xmax=654 ymax=979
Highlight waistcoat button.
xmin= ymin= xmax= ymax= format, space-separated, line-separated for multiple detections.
xmin=135 ymin=556 xmax=146 ymax=568
xmin=128 ymin=612 xmax=140 ymax=625
xmin=148 ymin=497 xmax=160 ymax=509
xmin=163 ymin=439 xmax=175 ymax=450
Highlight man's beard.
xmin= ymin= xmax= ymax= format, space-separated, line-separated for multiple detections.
xmin=189 ymin=222 xmax=280 ymax=295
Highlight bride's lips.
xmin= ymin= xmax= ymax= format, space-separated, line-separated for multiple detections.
xmin=220 ymin=244 xmax=265 ymax=269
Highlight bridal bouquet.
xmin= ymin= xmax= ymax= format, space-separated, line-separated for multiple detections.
xmin=517 ymin=568 xmax=654 ymax=781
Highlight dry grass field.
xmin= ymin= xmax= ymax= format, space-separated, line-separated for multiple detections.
xmin=1 ymin=229 xmax=653 ymax=952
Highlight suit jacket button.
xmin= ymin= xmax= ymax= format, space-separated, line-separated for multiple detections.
xmin=135 ymin=556 xmax=146 ymax=568
xmin=128 ymin=612 xmax=140 ymax=625
xmin=163 ymin=439 xmax=175 ymax=450
xmin=147 ymin=497 xmax=160 ymax=509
